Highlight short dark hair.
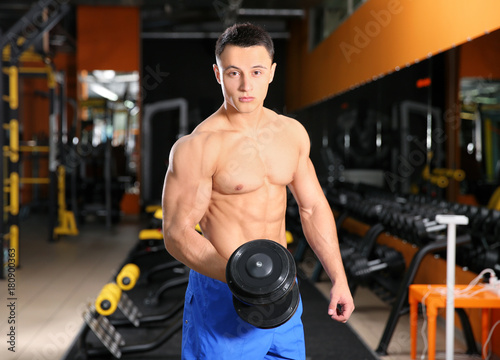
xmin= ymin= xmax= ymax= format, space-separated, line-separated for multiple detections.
xmin=215 ymin=22 xmax=274 ymax=60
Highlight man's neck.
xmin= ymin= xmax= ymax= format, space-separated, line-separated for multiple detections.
xmin=221 ymin=103 xmax=266 ymax=131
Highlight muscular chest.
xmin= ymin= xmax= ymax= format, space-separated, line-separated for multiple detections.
xmin=213 ymin=134 xmax=297 ymax=194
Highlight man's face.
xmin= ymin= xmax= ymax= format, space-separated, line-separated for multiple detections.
xmin=214 ymin=45 xmax=276 ymax=114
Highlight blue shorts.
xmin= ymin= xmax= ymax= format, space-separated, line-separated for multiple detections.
xmin=181 ymin=270 xmax=305 ymax=360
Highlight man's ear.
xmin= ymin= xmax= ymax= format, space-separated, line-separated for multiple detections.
xmin=269 ymin=63 xmax=277 ymax=84
xmin=213 ymin=64 xmax=222 ymax=84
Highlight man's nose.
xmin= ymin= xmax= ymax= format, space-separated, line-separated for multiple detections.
xmin=239 ymin=75 xmax=252 ymax=92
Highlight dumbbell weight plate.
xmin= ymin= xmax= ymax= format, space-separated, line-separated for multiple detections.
xmin=233 ymin=281 xmax=300 ymax=329
xmin=226 ymin=239 xmax=296 ymax=305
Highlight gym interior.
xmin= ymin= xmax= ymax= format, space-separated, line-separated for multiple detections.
xmin=2 ymin=1 xmax=500 ymax=359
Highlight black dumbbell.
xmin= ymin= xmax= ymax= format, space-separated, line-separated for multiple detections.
xmin=413 ymin=217 xmax=447 ymax=240
xmin=470 ymin=207 xmax=491 ymax=232
xmin=482 ymin=210 xmax=500 ymax=241
xmin=495 ymin=218 xmax=500 ymax=239
xmin=467 ymin=247 xmax=500 ymax=274
xmin=465 ymin=205 xmax=480 ymax=224
xmin=226 ymin=239 xmax=300 ymax=329
xmin=347 ymin=245 xmax=405 ymax=283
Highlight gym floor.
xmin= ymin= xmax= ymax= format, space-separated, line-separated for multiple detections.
xmin=1 ymin=214 xmax=478 ymax=360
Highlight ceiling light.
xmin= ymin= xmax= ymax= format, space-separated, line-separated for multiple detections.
xmin=89 ymin=83 xmax=119 ymax=101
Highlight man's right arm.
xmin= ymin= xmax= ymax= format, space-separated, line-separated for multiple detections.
xmin=161 ymin=134 xmax=227 ymax=282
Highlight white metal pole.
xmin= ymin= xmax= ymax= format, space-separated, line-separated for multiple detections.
xmin=445 ymin=221 xmax=457 ymax=360
xmin=435 ymin=214 xmax=469 ymax=360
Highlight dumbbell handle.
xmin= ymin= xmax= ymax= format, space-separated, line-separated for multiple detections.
xmin=425 ymin=223 xmax=448 ymax=233
xmin=367 ymin=259 xmax=382 ymax=266
xmin=354 ymin=258 xmax=388 ymax=273
xmin=415 ymin=219 xmax=448 ymax=234
xmin=354 ymin=261 xmax=388 ymax=277
xmin=352 ymin=249 xmax=405 ymax=278
xmin=366 ymin=260 xmax=389 ymax=272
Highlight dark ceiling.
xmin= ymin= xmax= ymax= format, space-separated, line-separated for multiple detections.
xmin=0 ymin=0 xmax=314 ymax=53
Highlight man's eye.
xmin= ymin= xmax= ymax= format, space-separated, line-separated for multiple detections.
xmin=228 ymin=71 xmax=239 ymax=77
xmin=253 ymin=70 xmax=262 ymax=76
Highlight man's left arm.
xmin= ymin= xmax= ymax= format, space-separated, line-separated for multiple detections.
xmin=288 ymin=127 xmax=354 ymax=323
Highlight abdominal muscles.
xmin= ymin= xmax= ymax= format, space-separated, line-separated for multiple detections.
xmin=201 ymin=184 xmax=288 ymax=259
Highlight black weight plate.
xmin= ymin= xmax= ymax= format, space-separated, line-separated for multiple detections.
xmin=246 ymin=253 xmax=273 ymax=278
xmin=234 ymin=248 xmax=282 ymax=291
xmin=233 ymin=281 xmax=300 ymax=329
xmin=226 ymin=239 xmax=296 ymax=305
xmin=227 ymin=240 xmax=294 ymax=304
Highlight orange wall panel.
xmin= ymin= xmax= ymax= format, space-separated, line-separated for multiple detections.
xmin=286 ymin=0 xmax=500 ymax=112
xmin=77 ymin=6 xmax=139 ymax=72
xmin=460 ymin=28 xmax=500 ymax=79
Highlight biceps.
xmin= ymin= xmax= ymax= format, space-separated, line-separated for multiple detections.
xmin=162 ymin=171 xmax=212 ymax=229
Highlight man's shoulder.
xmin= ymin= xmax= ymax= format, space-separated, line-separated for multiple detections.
xmin=267 ymin=111 xmax=307 ymax=137
xmin=265 ymin=109 xmax=301 ymax=125
xmin=170 ymin=121 xmax=222 ymax=169
xmin=172 ymin=130 xmax=219 ymax=154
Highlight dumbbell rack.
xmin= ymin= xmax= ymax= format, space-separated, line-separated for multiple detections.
xmin=325 ymin=214 xmax=480 ymax=356
xmin=327 ymin=215 xmax=479 ymax=356
xmin=324 ymin=184 xmax=500 ymax=353
xmin=294 ymin=213 xmax=478 ymax=355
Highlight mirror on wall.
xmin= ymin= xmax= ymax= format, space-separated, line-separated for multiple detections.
xmin=77 ymin=70 xmax=140 ymax=178
xmin=309 ymin=0 xmax=366 ymax=49
xmin=71 ymin=70 xmax=140 ymax=223
xmin=459 ymin=77 xmax=500 ymax=198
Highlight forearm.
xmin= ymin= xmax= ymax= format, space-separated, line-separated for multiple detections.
xmin=164 ymin=225 xmax=227 ymax=282
xmin=299 ymin=201 xmax=348 ymax=286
